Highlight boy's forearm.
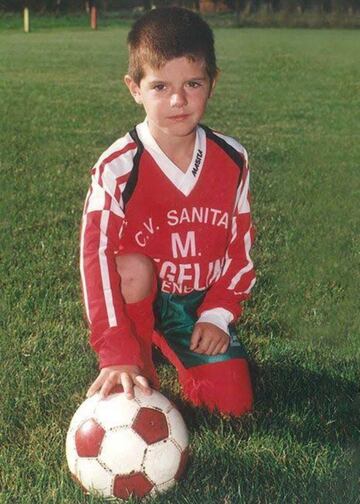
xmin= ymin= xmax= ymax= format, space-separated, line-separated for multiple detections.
xmin=82 ymin=241 xmax=143 ymax=369
xmin=81 ymin=206 xmax=142 ymax=369
xmin=197 ymin=241 xmax=256 ymax=324
xmin=197 ymin=220 xmax=256 ymax=322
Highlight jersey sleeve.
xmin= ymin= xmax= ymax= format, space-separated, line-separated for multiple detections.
xmin=80 ymin=143 xmax=143 ymax=369
xmin=197 ymin=147 xmax=256 ymax=324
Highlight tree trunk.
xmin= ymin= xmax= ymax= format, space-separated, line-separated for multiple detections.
xmin=235 ymin=0 xmax=241 ymax=23
xmin=55 ymin=0 xmax=62 ymax=16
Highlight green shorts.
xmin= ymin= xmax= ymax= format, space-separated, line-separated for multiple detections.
xmin=154 ymin=289 xmax=248 ymax=369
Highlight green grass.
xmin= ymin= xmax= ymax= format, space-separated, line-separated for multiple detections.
xmin=1 ymin=25 xmax=359 ymax=503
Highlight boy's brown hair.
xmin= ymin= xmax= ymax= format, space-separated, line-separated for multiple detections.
xmin=127 ymin=7 xmax=218 ymax=85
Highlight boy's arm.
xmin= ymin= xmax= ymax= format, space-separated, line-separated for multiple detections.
xmin=197 ymin=153 xmax=256 ymax=329
xmin=80 ymin=159 xmax=143 ymax=370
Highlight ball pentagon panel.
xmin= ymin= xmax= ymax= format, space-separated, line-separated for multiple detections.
xmin=132 ymin=407 xmax=169 ymax=444
xmin=113 ymin=472 xmax=154 ymax=499
xmin=174 ymin=447 xmax=190 ymax=481
xmin=75 ymin=419 xmax=106 ymax=457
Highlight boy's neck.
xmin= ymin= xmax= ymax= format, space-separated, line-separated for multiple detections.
xmin=147 ymin=121 xmax=197 ymax=174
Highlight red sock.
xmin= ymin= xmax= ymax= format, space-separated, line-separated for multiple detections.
xmin=181 ymin=359 xmax=253 ymax=417
xmin=152 ymin=331 xmax=252 ymax=416
xmin=124 ymin=281 xmax=159 ymax=389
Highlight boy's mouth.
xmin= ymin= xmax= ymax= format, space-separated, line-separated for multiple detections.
xmin=168 ymin=114 xmax=190 ymax=121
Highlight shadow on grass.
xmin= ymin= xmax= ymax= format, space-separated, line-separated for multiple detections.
xmin=153 ymin=348 xmax=360 ymax=502
xmin=154 ymin=347 xmax=359 ymax=448
xmin=250 ymin=357 xmax=359 ymax=445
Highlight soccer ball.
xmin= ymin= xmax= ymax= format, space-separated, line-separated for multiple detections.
xmin=66 ymin=386 xmax=189 ymax=499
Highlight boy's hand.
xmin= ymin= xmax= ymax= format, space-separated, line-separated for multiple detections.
xmin=190 ymin=322 xmax=230 ymax=356
xmin=86 ymin=365 xmax=152 ymax=400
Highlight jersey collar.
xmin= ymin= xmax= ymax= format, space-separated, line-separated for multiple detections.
xmin=136 ymin=119 xmax=207 ymax=197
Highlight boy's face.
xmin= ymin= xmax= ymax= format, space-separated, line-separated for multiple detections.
xmin=125 ymin=56 xmax=215 ymax=142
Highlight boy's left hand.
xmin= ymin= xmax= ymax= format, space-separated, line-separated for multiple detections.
xmin=190 ymin=322 xmax=229 ymax=356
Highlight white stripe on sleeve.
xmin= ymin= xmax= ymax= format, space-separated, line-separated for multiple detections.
xmin=238 ymin=171 xmax=250 ymax=214
xmin=99 ymin=210 xmax=117 ymax=327
xmin=227 ymin=228 xmax=254 ymax=291
xmin=79 ymin=212 xmax=91 ymax=324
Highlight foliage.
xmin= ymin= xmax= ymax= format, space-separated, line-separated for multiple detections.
xmin=0 ymin=9 xmax=359 ymax=28
xmin=1 ymin=0 xmax=359 ymax=14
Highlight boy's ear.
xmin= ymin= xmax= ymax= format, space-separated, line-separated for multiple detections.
xmin=124 ymin=75 xmax=142 ymax=105
xmin=209 ymin=73 xmax=219 ymax=98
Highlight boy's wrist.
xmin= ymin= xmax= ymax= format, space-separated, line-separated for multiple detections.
xmin=99 ymin=358 xmax=141 ymax=369
xmin=197 ymin=308 xmax=233 ymax=335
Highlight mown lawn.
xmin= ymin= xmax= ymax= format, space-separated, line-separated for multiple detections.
xmin=0 ymin=25 xmax=359 ymax=503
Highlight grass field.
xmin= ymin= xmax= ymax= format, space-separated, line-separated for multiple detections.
xmin=0 ymin=24 xmax=359 ymax=504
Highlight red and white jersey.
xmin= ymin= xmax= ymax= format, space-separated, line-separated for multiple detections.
xmin=80 ymin=120 xmax=256 ymax=368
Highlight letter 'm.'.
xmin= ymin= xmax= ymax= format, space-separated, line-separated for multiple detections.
xmin=171 ymin=231 xmax=197 ymax=258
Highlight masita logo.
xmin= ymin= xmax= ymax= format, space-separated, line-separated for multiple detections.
xmin=191 ymin=149 xmax=203 ymax=177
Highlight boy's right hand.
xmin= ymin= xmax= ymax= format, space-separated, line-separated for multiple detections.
xmin=86 ymin=365 xmax=152 ymax=400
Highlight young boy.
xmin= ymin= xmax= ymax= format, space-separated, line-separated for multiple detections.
xmin=81 ymin=7 xmax=256 ymax=417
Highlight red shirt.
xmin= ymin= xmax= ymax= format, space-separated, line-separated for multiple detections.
xmin=80 ymin=120 xmax=255 ymax=368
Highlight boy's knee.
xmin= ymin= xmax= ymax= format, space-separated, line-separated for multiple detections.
xmin=115 ymin=253 xmax=154 ymax=301
xmin=116 ymin=252 xmax=154 ymax=279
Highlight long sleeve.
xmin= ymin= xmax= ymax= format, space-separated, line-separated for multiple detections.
xmin=198 ymin=150 xmax=256 ymax=324
xmin=80 ymin=138 xmax=143 ymax=369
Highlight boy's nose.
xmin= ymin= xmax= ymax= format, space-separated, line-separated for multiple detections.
xmin=170 ymin=91 xmax=187 ymax=108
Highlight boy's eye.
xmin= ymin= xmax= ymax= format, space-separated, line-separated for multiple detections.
xmin=187 ymin=81 xmax=201 ymax=88
xmin=153 ymin=84 xmax=165 ymax=91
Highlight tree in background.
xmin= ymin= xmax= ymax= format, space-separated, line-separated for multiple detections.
xmin=0 ymin=0 xmax=358 ymax=15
